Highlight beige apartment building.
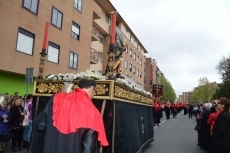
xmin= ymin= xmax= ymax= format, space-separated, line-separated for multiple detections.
xmin=0 ymin=0 xmax=147 ymax=95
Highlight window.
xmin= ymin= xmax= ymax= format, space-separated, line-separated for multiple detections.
xmin=16 ymin=28 xmax=35 ymax=55
xmin=124 ymin=60 xmax=128 ymax=69
xmin=137 ymin=69 xmax=139 ymax=76
xmin=126 ymin=29 xmax=129 ymax=38
xmin=130 ymin=35 xmax=132 ymax=42
xmin=69 ymin=52 xmax=78 ymax=69
xmin=137 ymin=45 xmax=140 ymax=51
xmin=137 ymin=56 xmax=139 ymax=63
xmin=129 ymin=63 xmax=132 ymax=72
xmin=133 ymin=52 xmax=136 ymax=60
xmin=74 ymin=0 xmax=82 ymax=12
xmin=23 ymin=0 xmax=39 ymax=14
xmin=99 ymin=34 xmax=104 ymax=44
xmin=140 ymin=71 xmax=142 ymax=78
xmin=98 ymin=52 xmax=103 ymax=63
xmin=140 ymin=59 xmax=142 ymax=65
xmin=133 ymin=66 xmax=136 ymax=74
xmin=126 ymin=44 xmax=128 ymax=53
xmin=71 ymin=22 xmax=80 ymax=40
xmin=134 ymin=40 xmax=137 ymax=47
xmin=130 ymin=48 xmax=132 ymax=57
xmin=106 ymin=14 xmax=111 ymax=25
xmin=47 ymin=42 xmax=60 ymax=63
xmin=51 ymin=7 xmax=63 ymax=29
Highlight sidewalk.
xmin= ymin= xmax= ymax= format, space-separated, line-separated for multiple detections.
xmin=3 ymin=143 xmax=27 ymax=153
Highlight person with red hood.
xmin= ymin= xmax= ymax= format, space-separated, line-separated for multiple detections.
xmin=164 ymin=101 xmax=171 ymax=119
xmin=153 ymin=97 xmax=160 ymax=126
xmin=37 ymin=78 xmax=109 ymax=153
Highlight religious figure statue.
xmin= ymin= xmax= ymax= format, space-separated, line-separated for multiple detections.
xmin=105 ymin=27 xmax=126 ymax=76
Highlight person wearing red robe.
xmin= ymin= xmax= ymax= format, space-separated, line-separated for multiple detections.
xmin=37 ymin=78 xmax=108 ymax=153
xmin=164 ymin=101 xmax=171 ymax=119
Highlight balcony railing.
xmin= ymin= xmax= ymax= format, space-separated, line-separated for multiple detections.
xmin=90 ymin=48 xmax=99 ymax=64
xmin=92 ymin=25 xmax=100 ymax=41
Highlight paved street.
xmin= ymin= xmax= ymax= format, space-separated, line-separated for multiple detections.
xmin=143 ymin=112 xmax=205 ymax=153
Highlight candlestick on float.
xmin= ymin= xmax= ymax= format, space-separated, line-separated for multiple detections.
xmin=106 ymin=11 xmax=118 ymax=80
xmin=38 ymin=22 xmax=50 ymax=79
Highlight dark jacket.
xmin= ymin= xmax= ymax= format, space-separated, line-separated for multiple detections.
xmin=212 ymin=110 xmax=230 ymax=152
xmin=10 ymin=105 xmax=24 ymax=128
xmin=32 ymin=96 xmax=99 ymax=153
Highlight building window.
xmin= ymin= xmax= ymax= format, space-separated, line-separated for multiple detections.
xmin=137 ymin=56 xmax=139 ymax=63
xmin=22 ymin=0 xmax=39 ymax=14
xmin=16 ymin=28 xmax=35 ymax=55
xmin=130 ymin=35 xmax=132 ymax=42
xmin=140 ymin=59 xmax=142 ymax=65
xmin=74 ymin=0 xmax=82 ymax=12
xmin=124 ymin=60 xmax=128 ymax=69
xmin=51 ymin=7 xmax=63 ymax=29
xmin=133 ymin=66 xmax=136 ymax=74
xmin=126 ymin=29 xmax=129 ymax=38
xmin=137 ymin=45 xmax=140 ymax=51
xmin=126 ymin=44 xmax=128 ymax=53
xmin=98 ymin=52 xmax=103 ymax=63
xmin=129 ymin=48 xmax=132 ymax=57
xmin=137 ymin=69 xmax=139 ymax=76
xmin=133 ymin=52 xmax=136 ymax=60
xmin=47 ymin=42 xmax=60 ymax=63
xmin=134 ymin=40 xmax=137 ymax=47
xmin=106 ymin=14 xmax=111 ymax=25
xmin=69 ymin=52 xmax=78 ymax=69
xmin=71 ymin=22 xmax=80 ymax=40
xmin=99 ymin=34 xmax=104 ymax=44
xmin=140 ymin=71 xmax=142 ymax=78
xmin=129 ymin=63 xmax=132 ymax=72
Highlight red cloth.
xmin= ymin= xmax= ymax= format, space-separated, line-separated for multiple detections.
xmin=207 ymin=111 xmax=220 ymax=135
xmin=53 ymin=88 xmax=109 ymax=146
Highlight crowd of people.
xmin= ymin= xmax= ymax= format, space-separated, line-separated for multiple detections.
xmin=191 ymin=97 xmax=230 ymax=153
xmin=0 ymin=92 xmax=33 ymax=153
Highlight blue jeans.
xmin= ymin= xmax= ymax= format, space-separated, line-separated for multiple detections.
xmin=23 ymin=120 xmax=32 ymax=142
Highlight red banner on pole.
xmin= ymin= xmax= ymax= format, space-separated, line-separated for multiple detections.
xmin=152 ymin=84 xmax=163 ymax=97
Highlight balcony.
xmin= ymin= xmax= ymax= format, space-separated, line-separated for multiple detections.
xmin=90 ymin=48 xmax=99 ymax=64
xmin=92 ymin=25 xmax=100 ymax=41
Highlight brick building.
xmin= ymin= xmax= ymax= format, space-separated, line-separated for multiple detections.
xmin=0 ymin=0 xmax=148 ymax=95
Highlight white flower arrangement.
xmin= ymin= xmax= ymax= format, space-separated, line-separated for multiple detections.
xmin=44 ymin=70 xmax=105 ymax=82
xmin=115 ymin=78 xmax=152 ymax=97
xmin=44 ymin=70 xmax=152 ymax=97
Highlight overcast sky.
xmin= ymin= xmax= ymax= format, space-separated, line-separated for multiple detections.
xmin=110 ymin=0 xmax=230 ymax=96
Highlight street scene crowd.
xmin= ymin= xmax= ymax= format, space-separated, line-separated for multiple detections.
xmin=0 ymin=92 xmax=33 ymax=153
xmin=152 ymin=98 xmax=230 ymax=153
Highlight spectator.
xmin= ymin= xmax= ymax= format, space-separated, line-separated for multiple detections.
xmin=10 ymin=98 xmax=26 ymax=152
xmin=212 ymin=97 xmax=230 ymax=153
xmin=23 ymin=94 xmax=33 ymax=149
xmin=0 ymin=96 xmax=10 ymax=153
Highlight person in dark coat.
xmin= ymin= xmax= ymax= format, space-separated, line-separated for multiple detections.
xmin=199 ymin=103 xmax=212 ymax=152
xmin=33 ymin=78 xmax=108 ymax=153
xmin=10 ymin=97 xmax=26 ymax=152
xmin=164 ymin=102 xmax=171 ymax=119
xmin=188 ymin=104 xmax=194 ymax=119
xmin=212 ymin=97 xmax=230 ymax=153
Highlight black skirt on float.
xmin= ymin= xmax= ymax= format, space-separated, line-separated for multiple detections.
xmin=0 ymin=134 xmax=8 ymax=142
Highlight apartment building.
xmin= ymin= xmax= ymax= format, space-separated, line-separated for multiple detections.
xmin=178 ymin=92 xmax=192 ymax=103
xmin=144 ymin=58 xmax=161 ymax=92
xmin=0 ymin=0 xmax=148 ymax=94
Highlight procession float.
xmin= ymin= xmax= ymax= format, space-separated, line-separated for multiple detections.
xmin=29 ymin=12 xmax=154 ymax=153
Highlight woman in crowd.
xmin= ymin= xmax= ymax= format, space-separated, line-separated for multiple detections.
xmin=200 ymin=103 xmax=212 ymax=152
xmin=10 ymin=97 xmax=26 ymax=152
xmin=211 ymin=97 xmax=230 ymax=153
xmin=0 ymin=96 xmax=10 ymax=153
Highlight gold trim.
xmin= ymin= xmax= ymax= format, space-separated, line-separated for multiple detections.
xmin=110 ymin=80 xmax=115 ymax=99
xmin=99 ymin=100 xmax=106 ymax=153
xmin=112 ymin=101 xmax=116 ymax=153
xmin=113 ymin=97 xmax=152 ymax=107
xmin=136 ymin=137 xmax=154 ymax=153
xmin=29 ymin=96 xmax=40 ymax=153
xmin=100 ymin=100 xmax=106 ymax=117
